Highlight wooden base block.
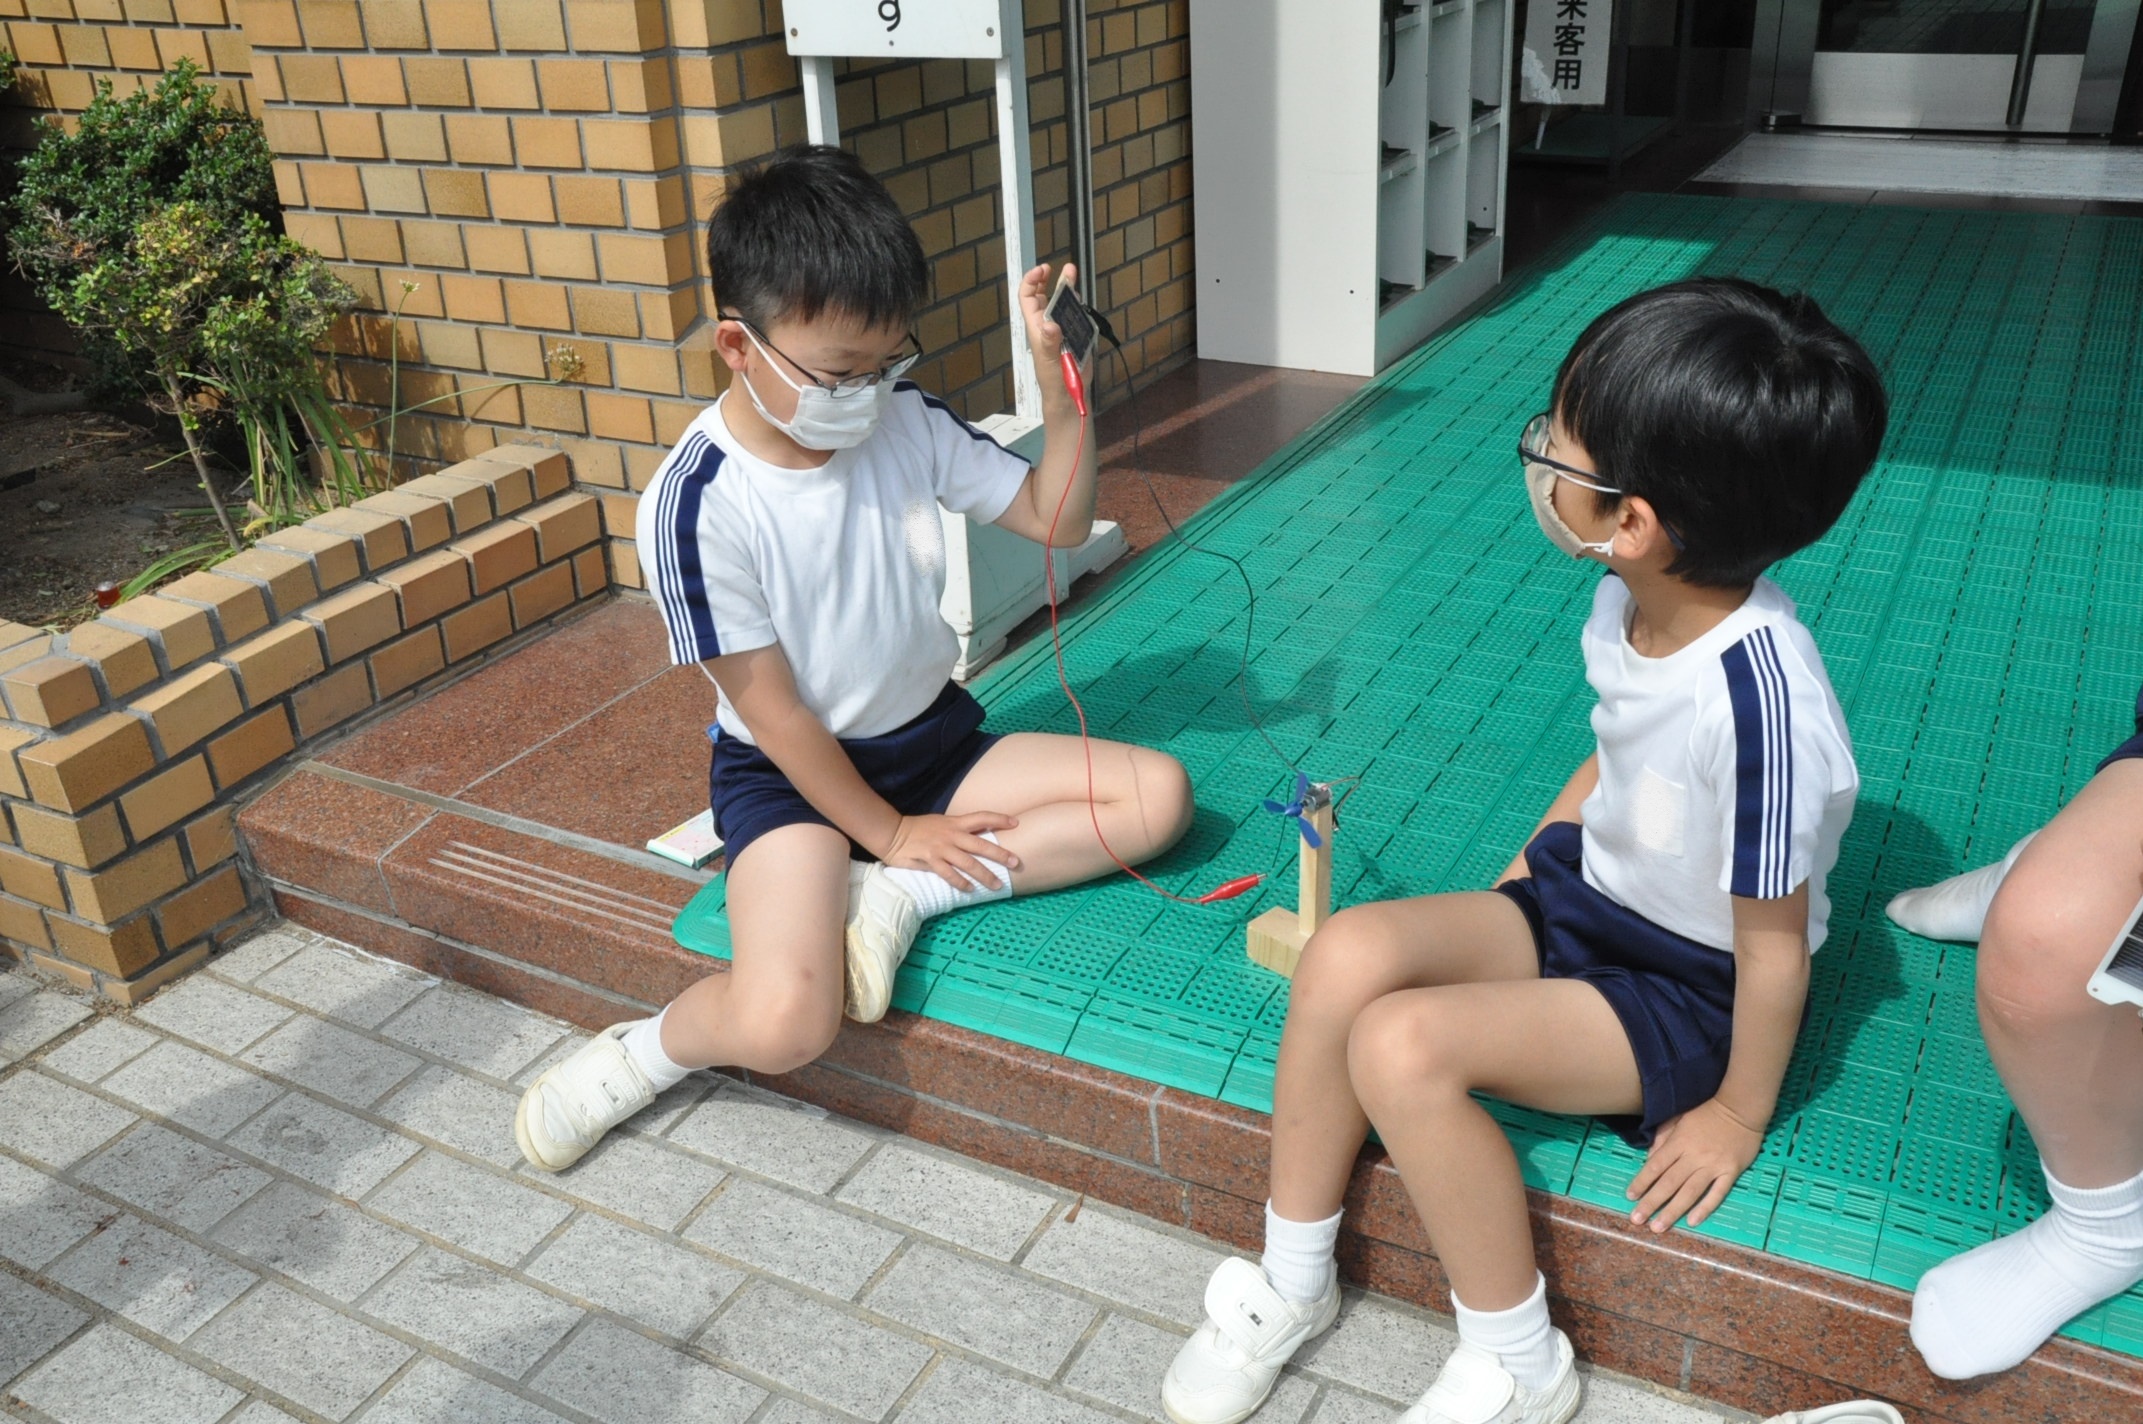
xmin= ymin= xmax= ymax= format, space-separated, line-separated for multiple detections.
xmin=1247 ymin=906 xmax=1310 ymax=977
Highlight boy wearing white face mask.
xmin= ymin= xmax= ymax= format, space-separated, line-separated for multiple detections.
xmin=514 ymin=145 xmax=1193 ymax=1171
xmin=1161 ymin=280 xmax=1886 ymax=1424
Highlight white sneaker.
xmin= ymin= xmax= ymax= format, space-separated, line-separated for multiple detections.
xmin=844 ymin=862 xmax=920 ymax=1024
xmin=1162 ymin=1257 xmax=1340 ymax=1424
xmin=1396 ymin=1333 xmax=1580 ymax=1424
xmin=1760 ymin=1406 xmax=1905 ymax=1424
xmin=513 ymin=1023 xmax=656 ymax=1172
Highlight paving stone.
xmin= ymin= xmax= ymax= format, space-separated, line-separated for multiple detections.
xmin=0 ymin=989 xmax=91 ymax=1062
xmin=11 ymin=1323 xmax=244 ymax=1424
xmin=211 ymin=1180 xmax=420 ymax=1301
xmin=0 ymin=1151 xmax=113 ymax=1270
xmin=1307 ymin=1385 xmax=1410 ymax=1422
xmin=0 ymin=1269 xmax=90 ymax=1387
xmin=0 ymin=1069 xmax=139 ymax=1168
xmin=98 ymin=1038 xmax=284 ymax=1136
xmin=240 ymin=1014 xmax=423 ymax=1108
xmin=525 ymin=1212 xmax=743 ymax=1339
xmin=620 ymin=1073 xmax=712 ymax=1137
xmin=836 ymin=1142 xmax=1058 ymax=1261
xmin=230 ymin=1404 xmax=305 ymax=1424
xmin=1294 ymin=1294 xmax=1452 ymax=1404
xmin=864 ymin=1242 xmax=1098 ymax=1379
xmin=47 ymin=1213 xmax=256 ymax=1341
xmin=224 ymin=1090 xmax=422 ymax=1197
xmin=76 ymin=1123 xmax=272 ymax=1233
xmin=0 ymin=966 xmax=31 ymax=1006
xmin=529 ymin=1129 xmax=724 ymax=1231
xmin=362 ymin=1246 xmax=584 ymax=1378
xmin=700 ymin=1283 xmax=930 ymax=1420
xmin=1019 ymin=1202 xmax=1232 ymax=1327
xmin=210 ymin=926 xmax=313 ymax=984
xmin=377 ymin=986 xmax=566 ymax=1079
xmin=898 ymin=1354 xmax=1123 ymax=1424
xmin=682 ymin=1178 xmax=901 ymax=1299
xmin=365 ymin=1151 xmax=572 ymax=1266
xmin=376 ymin=1064 xmax=525 ymax=1166
xmin=364 ymin=1355 xmax=576 ymax=1424
xmin=668 ymin=1081 xmax=874 ymax=1193
xmin=1573 ymin=1371 xmax=1739 ymax=1423
xmin=190 ymin=1282 xmax=414 ymax=1420
xmin=531 ymin=1317 xmax=766 ymax=1424
xmin=39 ymin=1017 xmax=159 ymax=1084
xmin=134 ymin=974 xmax=293 ymax=1055
xmin=755 ymin=1401 xmax=845 ymax=1424
xmin=252 ymin=940 xmax=433 ymax=1028
xmin=1061 ymin=1311 xmax=1190 ymax=1421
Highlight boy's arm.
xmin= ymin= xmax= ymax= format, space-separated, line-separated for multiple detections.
xmin=706 ymin=644 xmax=1018 ymax=889
xmin=1498 ymin=753 xmax=1598 ymax=882
xmin=990 ymin=264 xmax=1100 ymax=549
xmin=1626 ymin=885 xmax=1811 ymax=1233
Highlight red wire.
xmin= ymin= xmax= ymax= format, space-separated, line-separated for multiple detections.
xmin=1042 ymin=358 xmax=1259 ymax=908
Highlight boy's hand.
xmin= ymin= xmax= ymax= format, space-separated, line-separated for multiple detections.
xmin=883 ymin=812 xmax=1022 ymax=891
xmin=1018 ymin=262 xmax=1090 ymax=407
xmin=1625 ymin=1098 xmax=1763 ymax=1234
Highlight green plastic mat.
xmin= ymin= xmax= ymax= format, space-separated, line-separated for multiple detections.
xmin=675 ymin=193 xmax=2143 ymax=1351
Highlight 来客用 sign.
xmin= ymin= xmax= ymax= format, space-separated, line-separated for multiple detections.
xmin=1520 ymin=0 xmax=1612 ymax=108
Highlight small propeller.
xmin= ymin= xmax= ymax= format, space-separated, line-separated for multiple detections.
xmin=1262 ymin=773 xmax=1325 ymax=850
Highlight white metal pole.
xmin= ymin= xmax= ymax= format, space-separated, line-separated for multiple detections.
xmin=996 ymin=0 xmax=1041 ymax=420
xmin=801 ymin=54 xmax=840 ymax=144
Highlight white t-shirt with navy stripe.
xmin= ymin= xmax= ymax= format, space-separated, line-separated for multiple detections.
xmin=636 ymin=383 xmax=1030 ymax=744
xmin=1577 ymin=574 xmax=1858 ymax=952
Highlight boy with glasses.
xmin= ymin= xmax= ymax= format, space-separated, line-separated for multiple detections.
xmin=514 ymin=145 xmax=1192 ymax=1170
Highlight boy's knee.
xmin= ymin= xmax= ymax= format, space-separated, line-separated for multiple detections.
xmin=1140 ymin=750 xmax=1195 ymax=846
xmin=733 ymin=976 xmax=843 ymax=1074
xmin=1978 ymin=888 xmax=2100 ymax=1037
xmin=1294 ymin=907 xmax=1382 ymax=1002
xmin=1346 ymin=996 xmax=1453 ymax=1102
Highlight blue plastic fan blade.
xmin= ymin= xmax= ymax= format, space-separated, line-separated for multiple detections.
xmin=1296 ymin=818 xmax=1323 ymax=850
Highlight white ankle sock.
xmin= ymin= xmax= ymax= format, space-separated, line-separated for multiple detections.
xmin=1912 ymin=1162 xmax=2143 ymax=1380
xmin=881 ymin=832 xmax=1013 ymax=919
xmin=1260 ymin=1202 xmax=1341 ymax=1304
xmin=1885 ymin=831 xmax=2035 ymax=943
xmin=1454 ymin=1274 xmax=1561 ymax=1392
xmin=621 ymin=1008 xmax=693 ymax=1092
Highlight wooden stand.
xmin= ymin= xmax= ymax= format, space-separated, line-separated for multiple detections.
xmin=1246 ymin=788 xmax=1335 ymax=978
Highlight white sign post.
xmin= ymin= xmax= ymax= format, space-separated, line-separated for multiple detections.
xmin=1520 ymin=0 xmax=1613 ymax=109
xmin=780 ymin=0 xmax=1125 ymax=676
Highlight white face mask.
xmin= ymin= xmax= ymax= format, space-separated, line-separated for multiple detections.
xmin=736 ymin=325 xmax=893 ymax=451
xmin=1524 ymin=455 xmax=1621 ymax=560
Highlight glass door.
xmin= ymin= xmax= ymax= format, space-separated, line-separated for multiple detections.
xmin=1796 ymin=0 xmax=2139 ymax=132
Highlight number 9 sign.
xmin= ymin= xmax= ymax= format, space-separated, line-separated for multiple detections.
xmin=784 ymin=0 xmax=1006 ymax=58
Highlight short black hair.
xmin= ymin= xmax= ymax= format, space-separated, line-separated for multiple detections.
xmin=1553 ymin=277 xmax=1888 ymax=588
xmin=705 ymin=144 xmax=928 ymax=331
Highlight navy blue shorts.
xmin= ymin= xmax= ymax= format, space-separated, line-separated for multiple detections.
xmin=1494 ymin=821 xmax=1738 ymax=1147
xmin=2097 ymin=684 xmax=2143 ymax=773
xmin=709 ymin=681 xmax=1001 ymax=867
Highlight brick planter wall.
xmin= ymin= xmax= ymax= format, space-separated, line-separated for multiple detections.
xmin=0 ymin=444 xmax=605 ymax=1002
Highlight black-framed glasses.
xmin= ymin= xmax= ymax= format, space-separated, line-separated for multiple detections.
xmin=1518 ymin=412 xmax=1617 ymax=492
xmin=723 ymin=314 xmax=923 ymax=395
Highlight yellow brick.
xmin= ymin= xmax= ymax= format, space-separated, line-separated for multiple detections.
xmin=595 ymin=231 xmax=671 ymax=285
xmin=610 ymin=540 xmax=642 ymax=589
xmin=496 ymin=0 xmax=565 ymax=48
xmin=444 ymin=111 xmax=513 ymax=166
xmin=537 ymin=57 xmax=608 ymax=110
xmin=479 ymin=445 xmax=572 ymax=499
xmin=58 ymin=24 xmax=114 ymax=70
xmin=341 ymin=216 xmax=404 ymax=265
xmin=402 ymin=55 xmax=470 ymax=105
xmin=370 ymin=625 xmax=445 ymax=697
xmin=523 ymin=384 xmax=587 ymax=434
xmin=0 ymin=845 xmax=67 ymax=912
xmin=442 ymin=456 xmax=533 ymax=513
xmin=2 ymin=657 xmax=99 ymax=728
xmin=353 ymin=490 xmax=455 ymax=551
xmin=341 ymin=52 xmax=407 ymax=103
xmin=296 ymin=0 xmax=362 ymax=45
xmin=300 ymin=582 xmax=403 ymax=663
xmin=105 ymin=940 xmax=217 ymax=1007
xmin=360 ymin=164 xmax=428 ymax=214
xmin=206 ymin=706 xmax=296 ymax=789
xmin=425 ymin=0 xmax=492 ymax=48
xmin=0 ymin=621 xmax=42 ymax=654
xmin=486 ymin=171 xmax=555 ymax=224
xmin=206 ymin=551 xmax=318 ymax=625
xmin=184 ymin=804 xmax=239 ymax=873
xmin=320 ymin=108 xmax=385 ymax=160
xmin=219 ymin=622 xmax=325 ymax=707
xmin=262 ymin=107 xmax=325 ymax=157
xmin=381 ymin=110 xmax=447 ymax=162
xmin=18 ymin=715 xmax=157 ymax=814
xmin=585 ymin=391 xmax=653 ymax=444
xmin=582 ymin=118 xmax=663 ymax=172
xmin=376 ymin=548 xmax=472 ymax=626
xmin=362 ymin=0 xmax=427 ymax=47
xmin=131 ymin=664 xmax=245 ymax=760
xmin=505 ymin=280 xmax=572 ymax=330
xmin=440 ymin=592 xmax=512 ymax=662
xmin=463 ymin=225 xmax=530 ymax=275
xmin=156 ymin=864 xmax=248 ymax=949
xmin=290 ymin=661 xmax=374 ymax=739
xmin=512 ymin=115 xmax=582 ymax=169
xmin=278 ymin=52 xmax=345 ymax=102
xmin=611 ymin=343 xmax=682 ymax=396
xmin=160 ymin=571 xmax=271 ymax=643
xmin=451 ymin=520 xmax=539 ymax=596
xmin=306 ymin=509 xmax=411 ymax=572
xmin=528 ymin=230 xmax=596 ymax=282
xmin=571 ymin=544 xmax=609 ymax=598
xmin=0 ymin=727 xmax=38 ymax=801
xmin=11 ymin=802 xmax=127 ymax=871
xmin=256 ymin=525 xmax=364 ymax=592
xmin=0 ymin=891 xmax=52 ymax=953
xmin=467 ymin=55 xmax=536 ymax=107
xmin=119 ymin=756 xmax=215 ymax=843
xmin=508 ymin=561 xmax=575 ymax=629
xmin=554 ymin=174 xmax=623 ymax=227
xmin=48 ymin=913 xmax=159 ymax=978
xmin=572 ymin=287 xmax=640 ymax=338
xmin=397 ymin=472 xmax=495 ymax=533
xmin=108 ymin=596 xmax=217 ymax=670
xmin=423 ymin=167 xmax=490 ymax=218
xmin=64 ymin=836 xmax=186 ymax=924
xmin=565 ymin=0 xmax=663 ymax=52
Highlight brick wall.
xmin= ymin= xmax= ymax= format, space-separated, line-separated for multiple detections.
xmin=1 ymin=0 xmax=1196 ymax=591
xmin=0 ymin=445 xmax=605 ymax=1001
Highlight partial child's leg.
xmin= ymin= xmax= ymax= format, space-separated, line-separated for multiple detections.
xmin=516 ymin=824 xmax=851 ymax=1170
xmin=942 ymin=732 xmax=1194 ymax=890
xmin=1912 ymin=759 xmax=2143 ymax=1379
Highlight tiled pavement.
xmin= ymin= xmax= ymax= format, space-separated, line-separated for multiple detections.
xmin=0 ymin=928 xmax=1747 ymax=1424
